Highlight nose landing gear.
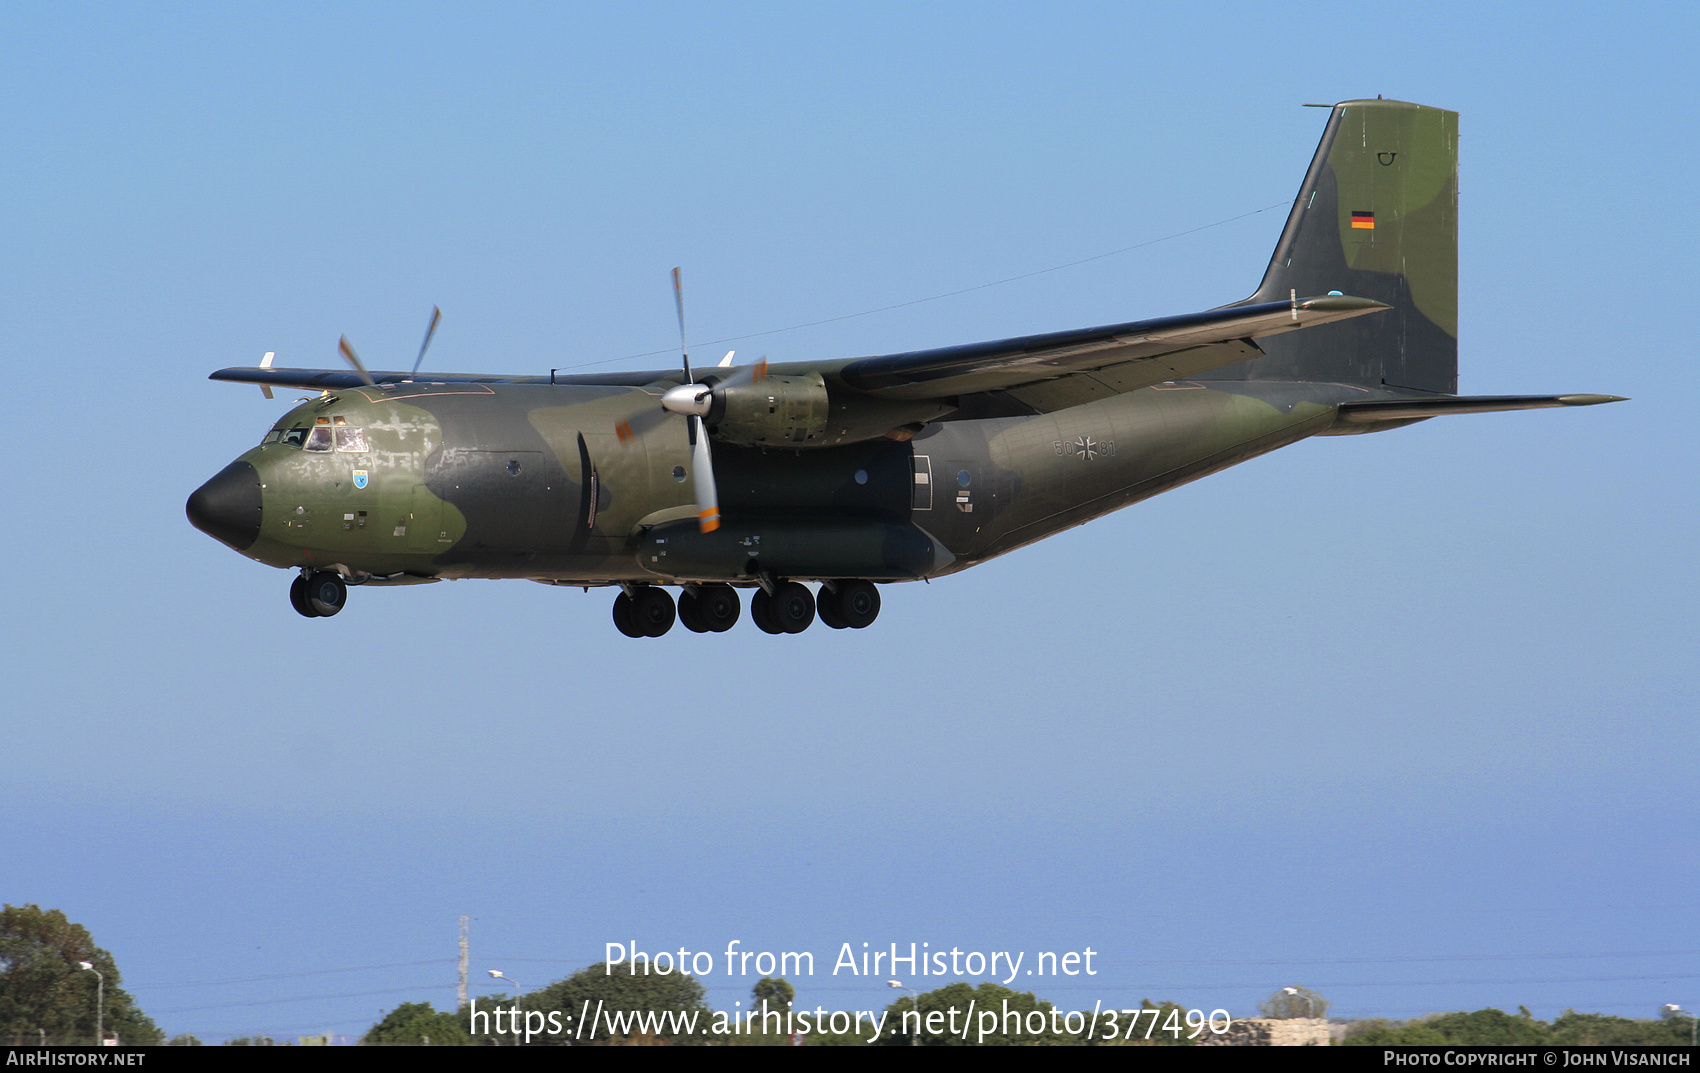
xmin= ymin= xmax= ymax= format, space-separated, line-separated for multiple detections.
xmin=289 ymin=570 xmax=347 ymax=618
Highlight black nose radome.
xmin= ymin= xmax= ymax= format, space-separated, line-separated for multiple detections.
xmin=187 ymin=460 xmax=262 ymax=551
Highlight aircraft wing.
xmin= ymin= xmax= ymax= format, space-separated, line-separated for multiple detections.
xmin=210 ymin=294 xmax=1385 ymax=406
xmin=832 ymin=294 xmax=1387 ymax=407
xmin=207 ymin=366 xmax=666 ymax=391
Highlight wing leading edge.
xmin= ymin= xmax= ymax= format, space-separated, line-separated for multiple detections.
xmin=207 ymin=367 xmax=667 ymax=391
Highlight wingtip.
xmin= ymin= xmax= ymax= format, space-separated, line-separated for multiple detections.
xmin=1557 ymin=394 xmax=1630 ymax=406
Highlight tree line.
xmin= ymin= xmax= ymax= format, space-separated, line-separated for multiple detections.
xmin=4 ymin=905 xmax=1692 ymax=1046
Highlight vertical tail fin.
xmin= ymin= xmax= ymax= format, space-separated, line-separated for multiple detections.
xmin=1215 ymin=99 xmax=1458 ymax=393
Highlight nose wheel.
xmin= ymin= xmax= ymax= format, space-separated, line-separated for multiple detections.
xmin=289 ymin=571 xmax=347 ymax=618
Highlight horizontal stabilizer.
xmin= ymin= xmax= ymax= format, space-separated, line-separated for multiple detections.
xmin=1334 ymin=393 xmax=1626 ymax=426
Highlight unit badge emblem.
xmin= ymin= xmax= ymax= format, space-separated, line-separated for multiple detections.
xmin=353 ymin=470 xmax=368 ymax=489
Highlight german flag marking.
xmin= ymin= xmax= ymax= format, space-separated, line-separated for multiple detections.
xmin=1350 ymin=210 xmax=1376 ymax=230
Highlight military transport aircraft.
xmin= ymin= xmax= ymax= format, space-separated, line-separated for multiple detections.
xmin=188 ymin=99 xmax=1621 ymax=637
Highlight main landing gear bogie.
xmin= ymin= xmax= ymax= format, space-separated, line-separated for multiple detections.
xmin=817 ymin=579 xmax=880 ymax=630
xmin=678 ymin=584 xmax=741 ymax=634
xmin=750 ymin=582 xmax=814 ymax=635
xmin=290 ymin=570 xmax=347 ymax=618
xmin=611 ymin=580 xmax=880 ymax=637
xmin=612 ymin=586 xmax=677 ymax=638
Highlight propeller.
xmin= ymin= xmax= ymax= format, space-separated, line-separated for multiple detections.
xmin=337 ymin=336 xmax=376 ymax=387
xmin=612 ymin=354 xmax=769 ymax=443
xmin=612 ymin=270 xmax=769 ymax=533
xmin=412 ymin=305 xmax=442 ymax=375
xmin=336 ymin=307 xmax=443 ymax=387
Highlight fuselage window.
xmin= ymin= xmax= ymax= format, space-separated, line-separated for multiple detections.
xmin=304 ymin=426 xmax=335 ymax=452
xmin=334 ymin=427 xmax=370 ymax=452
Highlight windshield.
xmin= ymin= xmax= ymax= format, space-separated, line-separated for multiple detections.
xmin=270 ymin=420 xmax=365 ymax=451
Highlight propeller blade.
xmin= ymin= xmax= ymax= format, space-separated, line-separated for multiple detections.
xmin=411 ymin=305 xmax=441 ymax=375
xmin=689 ymin=415 xmax=719 ymax=532
xmin=337 ymin=336 xmax=375 ymax=387
xmin=671 ymin=266 xmax=692 ymax=384
xmin=716 ymin=357 xmax=768 ymax=389
xmin=664 ymin=271 xmax=721 ymax=526
xmin=614 ymin=406 xmax=675 ymax=445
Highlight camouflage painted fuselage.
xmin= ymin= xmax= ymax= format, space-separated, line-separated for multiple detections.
xmin=217 ymin=375 xmax=1360 ymax=587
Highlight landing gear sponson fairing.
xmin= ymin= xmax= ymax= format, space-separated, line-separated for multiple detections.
xmin=188 ymin=100 xmax=1621 ymax=636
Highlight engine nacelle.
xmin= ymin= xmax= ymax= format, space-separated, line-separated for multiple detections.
xmin=709 ymin=372 xmax=830 ymax=447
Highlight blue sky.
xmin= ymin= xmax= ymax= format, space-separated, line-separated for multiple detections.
xmin=2 ymin=1 xmax=1695 ymax=1043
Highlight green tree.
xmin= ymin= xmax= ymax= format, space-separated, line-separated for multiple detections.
xmin=752 ymin=976 xmax=794 ymax=1012
xmin=1550 ymin=1010 xmax=1690 ymax=1046
xmin=363 ymin=1001 xmax=471 ymax=1045
xmin=226 ymin=1035 xmax=276 ymax=1046
xmin=1422 ymin=1008 xmax=1548 ymax=1045
xmin=879 ymin=982 xmax=1077 ymax=1046
xmin=1341 ymin=1020 xmax=1451 ymax=1046
xmin=0 ymin=904 xmax=162 ymax=1045
xmin=1258 ymin=986 xmax=1329 ymax=1020
xmin=518 ymin=960 xmax=712 ymax=1045
xmin=1344 ymin=1008 xmax=1695 ymax=1047
xmin=1343 ymin=1008 xmax=1545 ymax=1046
xmin=715 ymin=977 xmax=799 ymax=1047
xmin=167 ymin=1034 xmax=203 ymax=1046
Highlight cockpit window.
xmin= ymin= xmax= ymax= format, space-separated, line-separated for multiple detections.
xmin=262 ymin=429 xmax=283 ymax=445
xmin=334 ymin=426 xmax=369 ymax=452
xmin=304 ymin=426 xmax=334 ymax=452
xmin=280 ymin=427 xmax=309 ymax=449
